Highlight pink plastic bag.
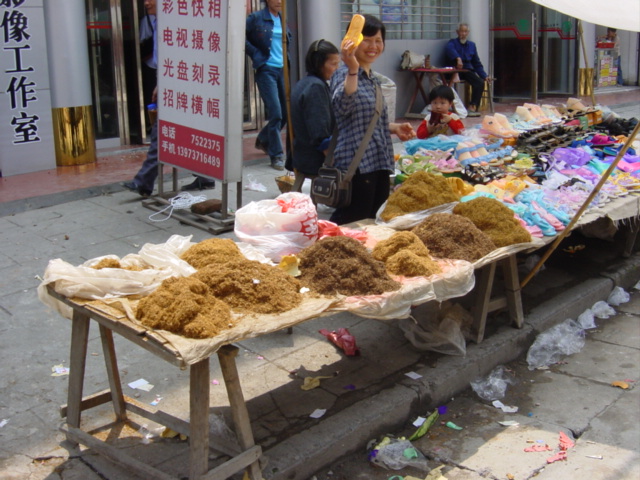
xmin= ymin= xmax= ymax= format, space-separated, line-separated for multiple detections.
xmin=319 ymin=328 xmax=360 ymax=356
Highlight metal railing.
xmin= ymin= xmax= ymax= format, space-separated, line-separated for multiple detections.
xmin=340 ymin=0 xmax=460 ymax=40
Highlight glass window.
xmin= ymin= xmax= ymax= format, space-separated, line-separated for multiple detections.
xmin=340 ymin=0 xmax=460 ymax=40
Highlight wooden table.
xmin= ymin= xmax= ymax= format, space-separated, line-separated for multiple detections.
xmin=49 ymin=286 xmax=263 ymax=480
xmin=403 ymin=67 xmax=467 ymax=118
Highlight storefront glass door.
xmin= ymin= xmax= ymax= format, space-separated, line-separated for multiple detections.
xmin=491 ymin=0 xmax=576 ymax=100
xmin=85 ymin=0 xmax=144 ymax=146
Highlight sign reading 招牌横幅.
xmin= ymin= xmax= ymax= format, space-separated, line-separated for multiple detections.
xmin=157 ymin=0 xmax=243 ymax=183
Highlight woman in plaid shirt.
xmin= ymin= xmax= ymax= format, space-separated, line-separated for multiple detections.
xmin=329 ymin=14 xmax=415 ymax=225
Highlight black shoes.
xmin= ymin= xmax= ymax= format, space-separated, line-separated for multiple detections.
xmin=181 ymin=177 xmax=216 ymax=191
xmin=122 ymin=181 xmax=152 ymax=198
xmin=255 ymin=138 xmax=269 ymax=155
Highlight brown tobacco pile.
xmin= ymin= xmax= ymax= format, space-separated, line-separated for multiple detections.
xmin=453 ymin=197 xmax=531 ymax=247
xmin=412 ymin=213 xmax=496 ymax=262
xmin=136 ymin=276 xmax=233 ymax=339
xmin=180 ymin=238 xmax=245 ymax=269
xmin=91 ymin=258 xmax=145 ymax=271
xmin=372 ymin=231 xmax=442 ymax=277
xmin=193 ymin=259 xmax=302 ymax=314
xmin=297 ymin=236 xmax=400 ymax=296
xmin=380 ymin=171 xmax=459 ymax=221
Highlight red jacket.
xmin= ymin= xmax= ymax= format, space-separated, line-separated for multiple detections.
xmin=417 ymin=112 xmax=465 ymax=139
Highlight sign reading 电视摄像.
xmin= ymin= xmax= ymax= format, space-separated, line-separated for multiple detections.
xmin=157 ymin=0 xmax=243 ymax=183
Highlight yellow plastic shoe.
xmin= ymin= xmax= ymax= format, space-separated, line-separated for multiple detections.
xmin=342 ymin=14 xmax=365 ymax=51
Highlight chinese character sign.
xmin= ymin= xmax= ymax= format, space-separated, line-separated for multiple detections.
xmin=158 ymin=0 xmax=231 ymax=180
xmin=1 ymin=0 xmax=40 ymax=145
xmin=0 ymin=1 xmax=54 ymax=176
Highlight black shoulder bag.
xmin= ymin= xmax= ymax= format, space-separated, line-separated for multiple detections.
xmin=311 ymin=84 xmax=383 ymax=208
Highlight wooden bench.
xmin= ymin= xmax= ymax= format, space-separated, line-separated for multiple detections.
xmin=48 ymin=286 xmax=263 ymax=480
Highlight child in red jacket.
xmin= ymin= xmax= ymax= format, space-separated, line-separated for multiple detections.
xmin=417 ymin=85 xmax=465 ymax=139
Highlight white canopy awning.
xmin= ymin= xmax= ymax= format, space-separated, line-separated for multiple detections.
xmin=531 ymin=0 xmax=640 ymax=32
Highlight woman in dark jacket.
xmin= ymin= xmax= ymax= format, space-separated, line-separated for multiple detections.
xmin=290 ymin=39 xmax=341 ymax=192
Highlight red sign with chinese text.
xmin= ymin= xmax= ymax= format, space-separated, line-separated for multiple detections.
xmin=159 ymin=120 xmax=224 ymax=179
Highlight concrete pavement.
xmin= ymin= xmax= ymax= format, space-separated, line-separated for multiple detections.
xmin=312 ymin=290 xmax=640 ymax=480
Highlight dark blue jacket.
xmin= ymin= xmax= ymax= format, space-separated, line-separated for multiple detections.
xmin=245 ymin=7 xmax=292 ymax=70
xmin=291 ymin=75 xmax=335 ymax=175
xmin=445 ymin=38 xmax=488 ymax=79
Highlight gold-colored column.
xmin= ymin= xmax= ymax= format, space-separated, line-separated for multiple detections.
xmin=44 ymin=0 xmax=96 ymax=167
xmin=578 ymin=68 xmax=594 ymax=97
xmin=51 ymin=106 xmax=96 ymax=166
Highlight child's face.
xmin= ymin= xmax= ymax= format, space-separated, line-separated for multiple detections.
xmin=431 ymin=97 xmax=453 ymax=115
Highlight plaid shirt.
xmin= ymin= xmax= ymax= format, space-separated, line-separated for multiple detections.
xmin=330 ymin=65 xmax=394 ymax=174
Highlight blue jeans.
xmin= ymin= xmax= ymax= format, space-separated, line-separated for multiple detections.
xmin=255 ymin=65 xmax=287 ymax=159
xmin=133 ymin=120 xmax=158 ymax=193
xmin=132 ymin=121 xmax=210 ymax=192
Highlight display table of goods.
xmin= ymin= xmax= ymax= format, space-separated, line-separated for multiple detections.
xmin=40 ymin=191 xmax=524 ymax=480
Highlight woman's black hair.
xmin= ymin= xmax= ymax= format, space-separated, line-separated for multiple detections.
xmin=428 ymin=85 xmax=455 ymax=104
xmin=346 ymin=13 xmax=386 ymax=43
xmin=305 ymin=39 xmax=339 ymax=77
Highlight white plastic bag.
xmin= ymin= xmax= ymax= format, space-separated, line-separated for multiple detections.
xmin=368 ymin=436 xmax=429 ymax=471
xmin=526 ymin=319 xmax=585 ymax=370
xmin=607 ymin=286 xmax=630 ymax=306
xmin=37 ymin=235 xmax=197 ymax=318
xmin=399 ymin=302 xmax=470 ymax=356
xmin=470 ymin=365 xmax=515 ymax=401
xmin=244 ymin=174 xmax=267 ymax=192
xmin=234 ymin=192 xmax=318 ymax=262
xmin=576 ymin=309 xmax=597 ymax=330
xmin=591 ymin=300 xmax=616 ymax=319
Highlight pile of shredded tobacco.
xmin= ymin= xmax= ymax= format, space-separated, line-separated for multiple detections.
xmin=372 ymin=231 xmax=442 ymax=277
xmin=453 ymin=197 xmax=531 ymax=247
xmin=193 ymin=259 xmax=302 ymax=314
xmin=180 ymin=238 xmax=244 ymax=269
xmin=412 ymin=213 xmax=497 ymax=262
xmin=136 ymin=276 xmax=233 ymax=339
xmin=297 ymin=236 xmax=400 ymax=296
xmin=91 ymin=258 xmax=145 ymax=271
xmin=380 ymin=171 xmax=459 ymax=222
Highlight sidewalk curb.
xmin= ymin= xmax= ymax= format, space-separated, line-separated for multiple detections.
xmin=264 ymin=260 xmax=638 ymax=480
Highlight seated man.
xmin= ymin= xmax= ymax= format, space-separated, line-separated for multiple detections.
xmin=445 ymin=23 xmax=491 ymax=117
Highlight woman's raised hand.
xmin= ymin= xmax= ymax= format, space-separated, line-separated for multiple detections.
xmin=341 ymin=40 xmax=359 ymax=73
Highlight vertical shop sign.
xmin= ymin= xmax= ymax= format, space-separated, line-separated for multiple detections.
xmin=0 ymin=0 xmax=54 ymax=176
xmin=157 ymin=0 xmax=244 ymax=182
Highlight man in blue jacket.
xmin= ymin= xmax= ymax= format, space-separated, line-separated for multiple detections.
xmin=245 ymin=0 xmax=292 ymax=170
xmin=445 ymin=23 xmax=491 ymax=117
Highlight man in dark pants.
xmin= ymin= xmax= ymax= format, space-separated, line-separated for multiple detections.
xmin=123 ymin=0 xmax=214 ymax=197
xmin=445 ymin=23 xmax=491 ymax=117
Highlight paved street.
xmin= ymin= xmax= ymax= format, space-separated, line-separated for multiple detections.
xmin=312 ymin=289 xmax=640 ymax=480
